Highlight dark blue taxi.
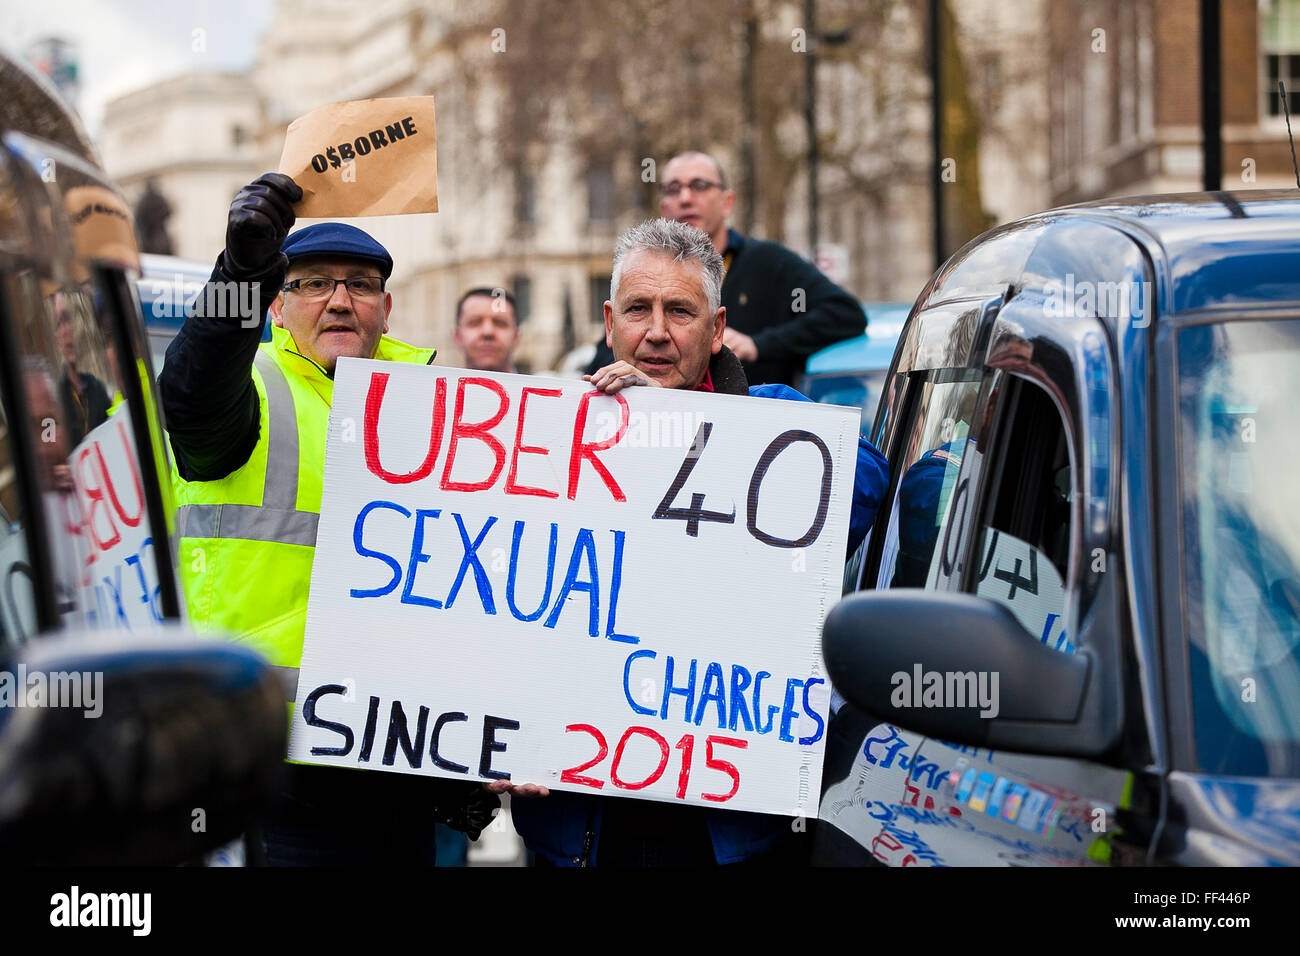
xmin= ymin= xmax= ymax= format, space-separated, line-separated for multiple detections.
xmin=817 ymin=191 xmax=1300 ymax=866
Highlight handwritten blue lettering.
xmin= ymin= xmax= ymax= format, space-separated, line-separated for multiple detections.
xmin=506 ymin=520 xmax=557 ymax=621
xmin=543 ymin=528 xmax=599 ymax=635
xmin=351 ymin=500 xmax=410 ymax=598
xmin=445 ymin=513 xmax=497 ymax=613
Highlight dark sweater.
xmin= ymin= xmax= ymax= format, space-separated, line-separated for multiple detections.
xmin=719 ymin=230 xmax=865 ymax=387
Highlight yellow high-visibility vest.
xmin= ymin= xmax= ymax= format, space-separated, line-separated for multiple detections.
xmin=173 ymin=324 xmax=436 ymax=693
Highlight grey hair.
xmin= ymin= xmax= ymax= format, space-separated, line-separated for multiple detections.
xmin=609 ymin=218 xmax=724 ymax=315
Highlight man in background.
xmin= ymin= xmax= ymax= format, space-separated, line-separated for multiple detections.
xmin=454 ymin=287 xmax=520 ymax=373
xmin=54 ymin=299 xmax=111 ymax=447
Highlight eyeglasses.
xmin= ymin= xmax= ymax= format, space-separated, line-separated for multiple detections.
xmin=660 ymin=178 xmax=725 ymax=197
xmin=282 ymin=276 xmax=385 ymax=299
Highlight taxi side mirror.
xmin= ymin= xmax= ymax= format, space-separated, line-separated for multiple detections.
xmin=822 ymin=588 xmax=1122 ymax=758
xmin=0 ymin=628 xmax=286 ymax=864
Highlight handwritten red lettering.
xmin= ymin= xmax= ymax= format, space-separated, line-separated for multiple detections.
xmin=75 ymin=444 xmax=120 ymax=551
xmin=567 ymin=391 xmax=627 ymax=502
xmin=364 ymin=372 xmax=447 ymax=484
xmin=558 ymin=724 xmax=744 ymax=801
xmin=100 ymin=420 xmax=144 ymax=527
xmin=505 ymin=387 xmax=562 ymax=498
xmin=440 ymin=377 xmax=509 ymax=493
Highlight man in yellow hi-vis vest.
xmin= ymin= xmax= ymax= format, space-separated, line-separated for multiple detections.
xmin=159 ymin=173 xmax=496 ymax=865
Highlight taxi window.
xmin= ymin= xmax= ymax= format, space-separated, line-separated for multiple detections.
xmin=1178 ymin=318 xmax=1300 ymax=776
xmin=871 ymin=373 xmax=986 ymax=591
xmin=0 ymin=396 xmax=38 ymax=649
xmin=8 ymin=271 xmax=167 ymax=636
xmin=970 ymin=378 xmax=1074 ymax=653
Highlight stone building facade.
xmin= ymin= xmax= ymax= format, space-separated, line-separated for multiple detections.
xmin=96 ymin=0 xmax=1294 ymax=369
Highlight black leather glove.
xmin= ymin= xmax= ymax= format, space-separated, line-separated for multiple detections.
xmin=430 ymin=780 xmax=501 ymax=841
xmin=223 ymin=172 xmax=302 ymax=278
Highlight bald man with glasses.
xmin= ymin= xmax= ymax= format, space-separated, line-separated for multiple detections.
xmin=587 ymin=149 xmax=865 ymax=388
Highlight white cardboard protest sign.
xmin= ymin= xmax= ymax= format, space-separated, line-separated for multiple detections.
xmin=287 ymin=359 xmax=859 ymax=816
xmin=66 ymin=406 xmax=163 ymax=632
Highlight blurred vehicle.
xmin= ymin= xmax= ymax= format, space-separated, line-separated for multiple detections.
xmin=798 ymin=302 xmax=909 ymax=431
xmin=553 ymin=341 xmax=596 ymax=380
xmin=0 ymin=50 xmax=284 ymax=864
xmin=816 ymin=191 xmax=1300 ymax=866
xmin=136 ymin=252 xmax=273 ymax=372
xmin=135 ymin=253 xmax=213 ymax=371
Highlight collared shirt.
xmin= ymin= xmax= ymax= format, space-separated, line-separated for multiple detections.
xmin=722 ymin=228 xmax=745 ymax=275
xmin=693 ymin=367 xmax=715 ymax=393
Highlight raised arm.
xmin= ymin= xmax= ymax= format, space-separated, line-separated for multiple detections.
xmin=159 ymin=173 xmax=301 ymax=481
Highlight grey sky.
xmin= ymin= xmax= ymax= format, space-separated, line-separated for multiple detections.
xmin=1 ymin=0 xmax=272 ymax=131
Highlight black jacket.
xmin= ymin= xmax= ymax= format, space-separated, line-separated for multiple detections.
xmin=586 ymin=229 xmax=865 ymax=387
xmin=158 ymin=251 xmax=284 ymax=482
xmin=58 ymin=369 xmax=112 ymax=448
xmin=719 ymin=229 xmax=864 ymax=387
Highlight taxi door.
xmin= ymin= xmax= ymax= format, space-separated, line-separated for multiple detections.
xmin=817 ymin=296 xmax=1137 ymax=865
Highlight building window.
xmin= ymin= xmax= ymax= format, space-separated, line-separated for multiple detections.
xmin=1262 ymin=0 xmax=1300 ymax=117
xmin=979 ymin=52 xmax=1002 ymax=115
xmin=231 ymin=125 xmax=247 ymax=148
xmin=1118 ymin=3 xmax=1137 ymax=143
xmin=590 ymin=274 xmax=611 ymax=327
xmin=587 ymin=161 xmax=614 ymax=223
xmin=514 ymin=170 xmax=535 ymax=225
xmin=510 ymin=274 xmax=531 ymax=324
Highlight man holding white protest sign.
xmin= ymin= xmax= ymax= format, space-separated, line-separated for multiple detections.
xmin=500 ymin=218 xmax=890 ymax=865
xmin=284 ymin=217 xmax=889 ymax=866
xmin=160 ymin=97 xmax=494 ymax=863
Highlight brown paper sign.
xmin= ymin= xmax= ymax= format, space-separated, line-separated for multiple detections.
xmin=278 ymin=96 xmax=438 ymax=219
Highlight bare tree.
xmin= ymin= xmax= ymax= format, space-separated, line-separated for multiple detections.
xmin=472 ymin=0 xmax=995 ymax=257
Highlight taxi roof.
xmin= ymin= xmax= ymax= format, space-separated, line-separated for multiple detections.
xmin=919 ymin=190 xmax=1300 ymax=321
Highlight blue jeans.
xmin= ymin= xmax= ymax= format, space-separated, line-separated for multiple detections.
xmin=434 ymin=824 xmax=469 ymax=867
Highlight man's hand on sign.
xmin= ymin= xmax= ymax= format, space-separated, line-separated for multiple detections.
xmin=722 ymin=327 xmax=758 ymax=362
xmin=583 ymin=360 xmax=660 ymax=394
xmin=224 ymin=172 xmax=303 ymax=278
xmin=484 ymin=780 xmax=550 ymax=798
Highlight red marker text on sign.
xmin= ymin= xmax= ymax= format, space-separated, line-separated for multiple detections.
xmin=362 ymin=371 xmax=629 ymax=503
xmin=567 ymin=390 xmax=627 ymax=502
xmin=559 ymin=724 xmax=607 ymax=789
xmin=504 ymin=386 xmax=562 ymax=498
xmin=441 ymin=377 xmax=509 ymax=493
xmin=559 ymin=723 xmax=747 ymax=802
xmin=74 ymin=419 xmax=145 ymax=552
xmin=364 ymin=372 xmax=447 ymax=484
xmin=609 ymin=727 xmax=670 ymax=790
